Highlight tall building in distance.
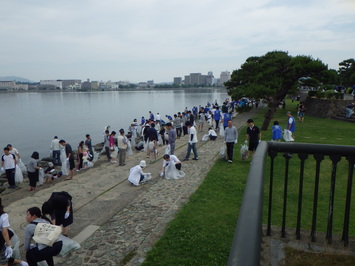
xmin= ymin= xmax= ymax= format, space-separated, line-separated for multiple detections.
xmin=190 ymin=73 xmax=201 ymax=85
xmin=219 ymin=71 xmax=231 ymax=86
xmin=173 ymin=77 xmax=182 ymax=85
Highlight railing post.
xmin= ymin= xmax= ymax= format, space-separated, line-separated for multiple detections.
xmin=267 ymin=150 xmax=278 ymax=236
xmin=342 ymin=156 xmax=355 ymax=247
xmin=281 ymin=152 xmax=292 ymax=238
xmin=296 ymin=153 xmax=308 ymax=240
xmin=311 ymin=154 xmax=324 ymax=242
xmin=326 ymin=154 xmax=341 ymax=244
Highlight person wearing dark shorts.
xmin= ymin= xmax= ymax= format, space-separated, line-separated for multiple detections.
xmin=246 ymin=119 xmax=261 ymax=158
xmin=42 ymin=191 xmax=73 ymax=237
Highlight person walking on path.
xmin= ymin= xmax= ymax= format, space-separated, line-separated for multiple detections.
xmin=297 ymin=103 xmax=306 ymax=123
xmin=246 ymin=119 xmax=261 ymax=158
xmin=224 ymin=120 xmax=238 ymax=163
xmin=286 ymin=111 xmax=296 ymax=139
xmin=1 ymin=147 xmax=16 ymax=189
xmin=50 ymin=136 xmax=61 ymax=165
xmin=183 ymin=121 xmax=198 ymax=161
xmin=173 ymin=114 xmax=182 ymax=139
xmin=117 ymin=129 xmax=128 ymax=166
xmin=166 ymin=123 xmax=177 ymax=155
xmin=214 ymin=107 xmax=221 ymax=130
xmin=85 ymin=134 xmax=93 ymax=161
xmin=59 ymin=140 xmax=75 ymax=180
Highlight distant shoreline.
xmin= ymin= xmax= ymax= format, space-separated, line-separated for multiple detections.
xmin=0 ymin=87 xmax=227 ymax=93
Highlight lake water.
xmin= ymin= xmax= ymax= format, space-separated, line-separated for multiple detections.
xmin=0 ymin=88 xmax=228 ymax=163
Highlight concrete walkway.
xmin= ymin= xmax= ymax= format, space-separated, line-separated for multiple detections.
xmin=2 ymin=110 xmax=257 ymax=266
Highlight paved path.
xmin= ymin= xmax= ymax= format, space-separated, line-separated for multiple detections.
xmin=2 ymin=110 xmax=257 ymax=266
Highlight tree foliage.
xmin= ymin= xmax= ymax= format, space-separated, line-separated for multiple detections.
xmin=338 ymin=58 xmax=355 ymax=87
xmin=225 ymin=51 xmax=334 ymax=130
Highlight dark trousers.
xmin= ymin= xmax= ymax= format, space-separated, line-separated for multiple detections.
xmin=226 ymin=142 xmax=235 ymax=161
xmin=52 ymin=150 xmax=61 ymax=165
xmin=183 ymin=126 xmax=188 ymax=135
xmin=105 ymin=147 xmax=111 ymax=160
xmin=26 ymin=240 xmax=63 ymax=266
xmin=77 ymin=153 xmax=83 ymax=169
xmin=175 ymin=163 xmax=182 ymax=170
xmin=176 ymin=127 xmax=182 ymax=137
xmin=185 ymin=143 xmax=198 ymax=159
xmin=5 ymin=168 xmax=15 ymax=186
xmin=28 ymin=171 xmax=38 ymax=188
xmin=169 ymin=143 xmax=175 ymax=155
xmin=215 ymin=120 xmax=220 ymax=129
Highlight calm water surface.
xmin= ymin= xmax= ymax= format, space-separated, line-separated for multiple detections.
xmin=0 ymin=89 xmax=228 ymax=163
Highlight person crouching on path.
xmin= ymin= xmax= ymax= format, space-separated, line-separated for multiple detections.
xmin=128 ymin=160 xmax=151 ymax=186
xmin=160 ymin=154 xmax=182 ymax=177
xmin=224 ymin=120 xmax=238 ymax=163
xmin=23 ymin=207 xmax=63 ymax=266
xmin=117 ymin=129 xmax=128 ymax=166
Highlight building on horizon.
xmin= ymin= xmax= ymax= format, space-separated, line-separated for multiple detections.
xmin=60 ymin=79 xmax=82 ymax=90
xmin=147 ymin=80 xmax=154 ymax=86
xmin=0 ymin=81 xmax=28 ymax=91
xmin=219 ymin=71 xmax=231 ymax=86
xmin=173 ymin=77 xmax=182 ymax=85
xmin=40 ymin=80 xmax=62 ymax=90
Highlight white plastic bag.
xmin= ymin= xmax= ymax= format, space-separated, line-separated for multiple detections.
xmin=164 ymin=162 xmax=185 ymax=180
xmin=127 ymin=141 xmax=133 ymax=156
xmin=38 ymin=168 xmax=44 ymax=185
xmin=111 ymin=146 xmax=118 ymax=159
xmin=58 ymin=235 xmax=81 ymax=257
xmin=219 ymin=127 xmax=225 ymax=137
xmin=220 ymin=145 xmax=226 ymax=159
xmin=15 ymin=165 xmax=23 ymax=183
xmin=61 ymin=160 xmax=69 ymax=177
xmin=202 ymin=134 xmax=209 ymax=141
xmin=283 ymin=129 xmax=294 ymax=142
xmin=165 ymin=145 xmax=171 ymax=155
xmin=240 ymin=143 xmax=249 ymax=160
xmin=18 ymin=159 xmax=27 ymax=172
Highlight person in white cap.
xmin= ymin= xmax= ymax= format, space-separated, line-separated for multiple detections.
xmin=128 ymin=160 xmax=151 ymax=186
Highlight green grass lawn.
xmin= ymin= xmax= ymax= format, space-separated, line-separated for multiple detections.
xmin=141 ymin=100 xmax=355 ymax=266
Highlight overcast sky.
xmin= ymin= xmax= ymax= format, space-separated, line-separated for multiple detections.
xmin=1 ymin=0 xmax=354 ymax=83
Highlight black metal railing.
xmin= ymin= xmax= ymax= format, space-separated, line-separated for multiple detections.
xmin=227 ymin=141 xmax=355 ymax=266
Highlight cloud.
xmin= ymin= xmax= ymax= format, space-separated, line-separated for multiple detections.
xmin=0 ymin=0 xmax=354 ymax=81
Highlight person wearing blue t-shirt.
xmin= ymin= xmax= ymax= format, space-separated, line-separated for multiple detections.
xmin=272 ymin=121 xmax=282 ymax=141
xmin=214 ymin=107 xmax=221 ymax=129
xmin=286 ymin=111 xmax=296 ymax=139
xmin=222 ymin=112 xmax=232 ymax=129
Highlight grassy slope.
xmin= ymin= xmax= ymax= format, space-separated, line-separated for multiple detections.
xmin=142 ymin=101 xmax=355 ymax=265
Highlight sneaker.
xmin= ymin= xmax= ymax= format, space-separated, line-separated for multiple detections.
xmin=183 ymin=158 xmax=189 ymax=161
xmin=111 ymin=160 xmax=117 ymax=164
xmin=228 ymin=160 xmax=232 ymax=163
xmin=192 ymin=158 xmax=199 ymax=160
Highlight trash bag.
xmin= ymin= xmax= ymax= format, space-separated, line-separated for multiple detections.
xmin=111 ymin=146 xmax=119 ymax=159
xmin=165 ymin=162 xmax=185 ymax=180
xmin=219 ymin=127 xmax=225 ymax=137
xmin=17 ymin=159 xmax=26 ymax=172
xmin=158 ymin=134 xmax=163 ymax=146
xmin=283 ymin=129 xmax=294 ymax=142
xmin=9 ymin=229 xmax=21 ymax=260
xmin=127 ymin=141 xmax=133 ymax=156
xmin=148 ymin=141 xmax=155 ymax=151
xmin=165 ymin=145 xmax=171 ymax=155
xmin=14 ymin=165 xmax=23 ymax=183
xmin=240 ymin=142 xmax=249 ymax=160
xmin=220 ymin=145 xmax=226 ymax=159
xmin=58 ymin=235 xmax=81 ymax=257
xmin=202 ymin=134 xmax=209 ymax=141
xmin=38 ymin=168 xmax=44 ymax=185
xmin=61 ymin=160 xmax=69 ymax=176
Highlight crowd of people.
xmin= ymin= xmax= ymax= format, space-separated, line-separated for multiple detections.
xmin=0 ymin=96 xmax=303 ymax=265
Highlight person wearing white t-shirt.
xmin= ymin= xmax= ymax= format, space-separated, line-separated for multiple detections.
xmin=1 ymin=147 xmax=16 ymax=189
xmin=50 ymin=136 xmax=61 ymax=165
xmin=183 ymin=121 xmax=198 ymax=161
